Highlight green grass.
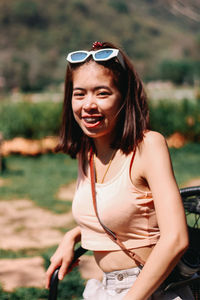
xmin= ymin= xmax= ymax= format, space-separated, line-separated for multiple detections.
xmin=1 ymin=153 xmax=77 ymax=213
xmin=0 ymin=285 xmax=49 ymax=300
xmin=170 ymin=144 xmax=200 ymax=228
xmin=170 ymin=143 xmax=200 ymax=186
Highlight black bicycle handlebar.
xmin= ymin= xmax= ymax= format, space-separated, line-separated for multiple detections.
xmin=48 ymin=246 xmax=87 ymax=300
xmin=180 ymin=186 xmax=200 ymax=197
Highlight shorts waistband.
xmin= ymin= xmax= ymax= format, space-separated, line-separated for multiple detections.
xmin=105 ymin=266 xmax=141 ymax=279
xmin=102 ymin=266 xmax=141 ymax=290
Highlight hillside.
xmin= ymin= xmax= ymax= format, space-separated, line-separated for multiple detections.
xmin=0 ymin=0 xmax=199 ymax=91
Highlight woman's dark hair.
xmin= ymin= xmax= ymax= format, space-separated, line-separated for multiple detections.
xmin=56 ymin=42 xmax=149 ymax=160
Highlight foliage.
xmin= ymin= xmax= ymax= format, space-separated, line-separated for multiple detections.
xmin=0 ymin=285 xmax=48 ymax=300
xmin=149 ymin=99 xmax=200 ymax=142
xmin=0 ymin=101 xmax=62 ymax=139
xmin=158 ymin=60 xmax=200 ymax=85
xmin=11 ymin=0 xmax=48 ymax=28
xmin=109 ymin=0 xmax=129 ymax=13
xmin=0 ymin=0 xmax=200 ymax=91
xmin=170 ymin=143 xmax=200 ymax=186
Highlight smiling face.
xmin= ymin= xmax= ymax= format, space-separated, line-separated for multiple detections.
xmin=71 ymin=61 xmax=122 ymax=144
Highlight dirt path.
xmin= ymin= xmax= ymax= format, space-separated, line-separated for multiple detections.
xmin=0 ymin=181 xmax=102 ymax=292
xmin=0 ymin=199 xmax=73 ymax=250
xmin=182 ymin=178 xmax=200 ymax=187
xmin=0 ymin=257 xmax=45 ymax=291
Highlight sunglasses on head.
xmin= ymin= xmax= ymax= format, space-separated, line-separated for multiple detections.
xmin=66 ymin=48 xmax=125 ymax=69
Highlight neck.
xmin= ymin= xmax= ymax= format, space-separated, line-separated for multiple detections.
xmin=92 ymin=146 xmax=117 ymax=184
xmin=93 ymin=140 xmax=115 ymax=162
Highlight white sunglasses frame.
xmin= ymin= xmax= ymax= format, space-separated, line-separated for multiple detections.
xmin=66 ymin=48 xmax=125 ymax=69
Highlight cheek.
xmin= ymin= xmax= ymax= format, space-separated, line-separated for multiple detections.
xmin=103 ymin=97 xmax=122 ymax=115
xmin=71 ymin=100 xmax=80 ymax=116
xmin=71 ymin=102 xmax=81 ymax=126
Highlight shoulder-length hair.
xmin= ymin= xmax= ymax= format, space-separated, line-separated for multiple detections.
xmin=56 ymin=42 xmax=149 ymax=159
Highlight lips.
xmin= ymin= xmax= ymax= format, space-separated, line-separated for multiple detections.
xmin=83 ymin=117 xmax=103 ymax=124
xmin=82 ymin=115 xmax=104 ymax=128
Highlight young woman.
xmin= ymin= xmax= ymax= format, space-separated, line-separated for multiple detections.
xmin=46 ymin=42 xmax=193 ymax=299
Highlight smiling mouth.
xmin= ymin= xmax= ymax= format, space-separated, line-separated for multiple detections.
xmin=83 ymin=116 xmax=104 ymax=124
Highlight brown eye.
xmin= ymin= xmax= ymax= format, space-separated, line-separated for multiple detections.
xmin=97 ymin=90 xmax=111 ymax=97
xmin=73 ymin=91 xmax=85 ymax=98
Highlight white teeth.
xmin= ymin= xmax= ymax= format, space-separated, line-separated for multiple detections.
xmin=84 ymin=117 xmax=102 ymax=123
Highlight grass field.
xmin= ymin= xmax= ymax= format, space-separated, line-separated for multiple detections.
xmin=170 ymin=143 xmax=200 ymax=186
xmin=0 ymin=153 xmax=78 ymax=213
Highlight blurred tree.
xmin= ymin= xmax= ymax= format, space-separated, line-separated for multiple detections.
xmin=11 ymin=0 xmax=47 ymax=27
xmin=159 ymin=59 xmax=200 ymax=85
xmin=109 ymin=0 xmax=129 ymax=13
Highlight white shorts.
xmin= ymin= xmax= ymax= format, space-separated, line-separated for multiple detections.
xmin=82 ymin=267 xmax=194 ymax=300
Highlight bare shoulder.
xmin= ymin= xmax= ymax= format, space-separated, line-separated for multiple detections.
xmin=134 ymin=131 xmax=175 ymax=191
xmin=131 ymin=131 xmax=169 ymax=190
xmin=143 ymin=130 xmax=166 ymax=147
xmin=137 ymin=131 xmax=170 ymax=167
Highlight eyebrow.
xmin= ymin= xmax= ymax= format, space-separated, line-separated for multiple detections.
xmin=73 ymin=86 xmax=111 ymax=91
xmin=73 ymin=87 xmax=85 ymax=91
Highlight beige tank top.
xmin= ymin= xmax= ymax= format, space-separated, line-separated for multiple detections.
xmin=72 ymin=153 xmax=160 ymax=251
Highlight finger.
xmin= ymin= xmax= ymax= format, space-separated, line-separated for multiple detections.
xmin=46 ymin=268 xmax=54 ymax=289
xmin=45 ymin=271 xmax=52 ymax=289
xmin=50 ymin=253 xmax=58 ymax=262
xmin=45 ymin=262 xmax=60 ymax=289
xmin=58 ymin=260 xmax=70 ymax=281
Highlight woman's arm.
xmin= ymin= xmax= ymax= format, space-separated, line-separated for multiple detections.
xmin=124 ymin=131 xmax=189 ymax=300
xmin=45 ymin=226 xmax=81 ymax=288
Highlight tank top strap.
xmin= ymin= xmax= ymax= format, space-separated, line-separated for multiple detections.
xmin=129 ymin=148 xmax=136 ymax=178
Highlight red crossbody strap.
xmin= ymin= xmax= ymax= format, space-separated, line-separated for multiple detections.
xmin=89 ymin=149 xmax=145 ymax=266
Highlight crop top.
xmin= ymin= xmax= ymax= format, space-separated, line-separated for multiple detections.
xmin=72 ymin=152 xmax=160 ymax=251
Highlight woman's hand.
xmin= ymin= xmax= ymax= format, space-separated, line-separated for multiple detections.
xmin=45 ymin=226 xmax=81 ymax=289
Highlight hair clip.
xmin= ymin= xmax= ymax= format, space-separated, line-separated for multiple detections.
xmin=92 ymin=41 xmax=103 ymax=49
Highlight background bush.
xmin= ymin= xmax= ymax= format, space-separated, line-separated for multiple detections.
xmin=0 ymin=99 xmax=200 ymax=142
xmin=149 ymin=99 xmax=200 ymax=141
xmin=158 ymin=60 xmax=200 ymax=85
xmin=0 ymin=101 xmax=62 ymax=139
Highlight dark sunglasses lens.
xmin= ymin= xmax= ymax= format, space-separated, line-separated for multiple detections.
xmin=94 ymin=49 xmax=113 ymax=60
xmin=70 ymin=52 xmax=88 ymax=61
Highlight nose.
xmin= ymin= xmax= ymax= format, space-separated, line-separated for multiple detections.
xmin=83 ymin=94 xmax=97 ymax=111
